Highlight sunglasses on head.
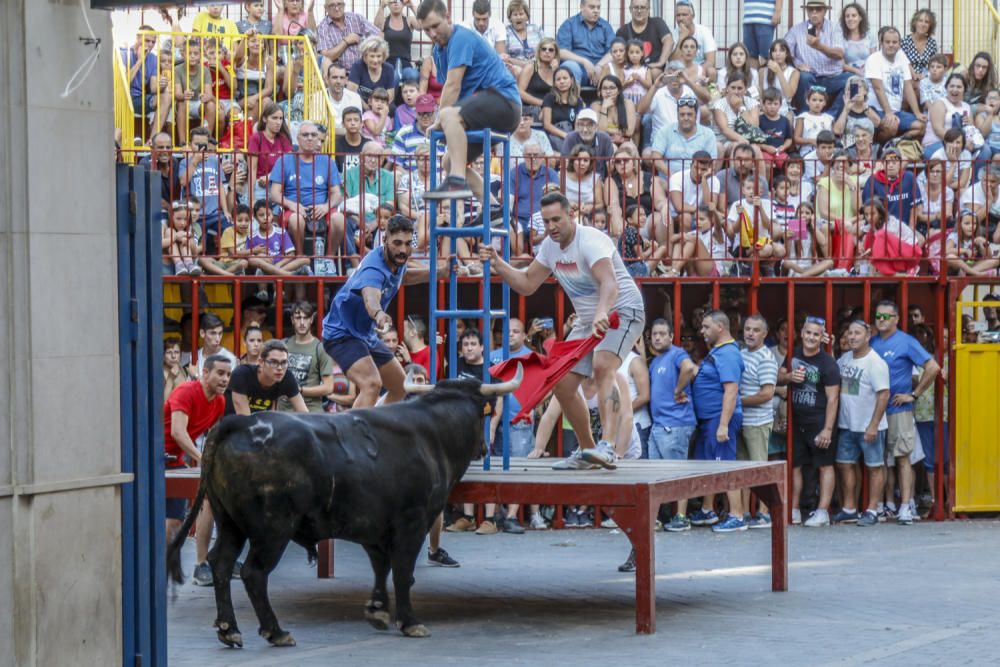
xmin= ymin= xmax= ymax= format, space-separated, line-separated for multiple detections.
xmin=677 ymin=97 xmax=698 ymax=108
xmin=805 ymin=315 xmax=826 ymax=327
xmin=809 ymin=85 xmax=827 ymax=93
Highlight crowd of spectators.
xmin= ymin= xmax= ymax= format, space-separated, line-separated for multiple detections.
xmin=122 ymin=1 xmax=1000 ymax=281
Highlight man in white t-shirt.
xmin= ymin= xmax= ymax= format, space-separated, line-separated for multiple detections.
xmin=668 ymin=150 xmax=721 ymax=230
xmin=864 ymin=27 xmax=924 ymax=141
xmin=670 ymin=0 xmax=716 ymax=75
xmin=834 ymin=320 xmax=890 ymax=527
xmin=637 ymin=61 xmax=695 ymax=146
xmin=324 ymin=64 xmax=364 ymax=135
xmin=463 ymin=0 xmax=507 ymax=54
xmin=479 ymin=192 xmax=646 ymax=471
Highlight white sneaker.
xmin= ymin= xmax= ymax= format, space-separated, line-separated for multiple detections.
xmin=552 ymin=449 xmax=598 ymax=470
xmin=791 ymin=508 xmax=802 ymax=525
xmin=529 ymin=513 xmax=548 ymax=530
xmin=580 ymin=441 xmax=618 ymax=470
xmin=897 ymin=503 xmax=914 ymax=525
xmin=804 ymin=509 xmax=830 ymax=527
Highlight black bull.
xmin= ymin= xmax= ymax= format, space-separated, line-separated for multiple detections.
xmin=166 ymin=366 xmax=522 ymax=648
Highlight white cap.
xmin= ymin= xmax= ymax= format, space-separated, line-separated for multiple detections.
xmin=577 ymin=109 xmax=599 ymax=124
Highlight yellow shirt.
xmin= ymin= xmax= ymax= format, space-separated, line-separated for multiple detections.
xmin=192 ymin=13 xmax=240 ymax=40
xmin=219 ymin=227 xmax=249 ymax=257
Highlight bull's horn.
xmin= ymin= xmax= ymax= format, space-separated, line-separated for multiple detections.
xmin=403 ymin=369 xmax=435 ymax=394
xmin=480 ymin=363 xmax=523 ymax=396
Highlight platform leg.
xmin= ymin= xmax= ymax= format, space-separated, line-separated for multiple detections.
xmin=611 ymin=487 xmax=656 ymax=634
xmin=752 ymin=481 xmax=787 ymax=592
xmin=317 ymin=539 xmax=334 ymax=579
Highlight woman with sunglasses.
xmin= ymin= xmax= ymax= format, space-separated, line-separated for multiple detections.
xmin=517 ymin=36 xmax=558 ymax=114
xmin=592 ymin=75 xmax=637 ymax=146
xmin=607 ymin=142 xmax=668 ymax=249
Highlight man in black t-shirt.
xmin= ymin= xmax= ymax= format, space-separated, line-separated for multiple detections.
xmin=226 ymin=339 xmax=309 ymax=415
xmin=334 ymin=107 xmax=369 ymax=175
xmin=778 ymin=316 xmax=841 ymax=527
xmin=615 ymin=1 xmax=673 ymax=73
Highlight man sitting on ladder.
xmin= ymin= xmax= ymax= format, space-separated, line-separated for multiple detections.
xmin=416 ymin=0 xmax=522 ymax=202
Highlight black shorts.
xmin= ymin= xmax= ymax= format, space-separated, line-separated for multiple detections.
xmin=456 ymin=88 xmax=522 ymax=161
xmin=792 ymin=421 xmax=837 ymax=468
xmin=165 ymin=496 xmax=188 ymax=521
xmin=324 ymin=336 xmax=395 ymax=373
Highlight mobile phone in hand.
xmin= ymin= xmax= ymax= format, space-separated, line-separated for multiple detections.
xmin=538 ymin=317 xmax=554 ymax=329
xmin=807 ymin=25 xmax=817 ymax=37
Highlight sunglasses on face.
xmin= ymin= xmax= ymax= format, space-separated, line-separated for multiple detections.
xmin=874 ymin=312 xmax=896 ymax=321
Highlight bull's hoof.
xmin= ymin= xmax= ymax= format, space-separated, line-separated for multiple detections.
xmin=260 ymin=629 xmax=297 ymax=647
xmin=365 ymin=609 xmax=391 ymax=630
xmin=399 ymin=623 xmax=431 ymax=638
xmin=217 ymin=630 xmax=243 ymax=648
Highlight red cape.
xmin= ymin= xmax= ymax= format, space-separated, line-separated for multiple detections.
xmin=489 ymin=312 xmax=621 ymax=423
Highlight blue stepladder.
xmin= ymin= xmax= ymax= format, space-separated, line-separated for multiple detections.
xmin=427 ymin=129 xmax=514 ymax=471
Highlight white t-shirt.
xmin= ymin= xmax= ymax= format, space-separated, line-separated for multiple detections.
xmin=668 ymin=170 xmax=721 ymax=220
xmin=837 ymin=348 xmax=890 ymax=432
xmin=648 ymin=84 xmax=695 ymax=138
xmin=534 ymin=225 xmax=644 ymax=324
xmin=916 ymin=176 xmax=955 ymax=221
xmin=620 ymin=351 xmax=652 ymax=428
xmin=960 ymin=182 xmax=1000 ymax=218
xmin=864 ymin=50 xmax=912 ymax=113
xmin=462 ymin=17 xmax=507 ymax=49
xmin=328 ymin=88 xmax=364 ymax=127
xmin=677 ymin=23 xmax=717 ymax=66
xmin=796 ymin=111 xmax=834 ymax=146
xmin=727 ymin=197 xmax=774 ymax=241
xmin=716 ymin=68 xmax=760 ymax=101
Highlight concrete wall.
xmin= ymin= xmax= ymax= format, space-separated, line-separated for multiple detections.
xmin=1 ymin=2 xmax=123 ymax=666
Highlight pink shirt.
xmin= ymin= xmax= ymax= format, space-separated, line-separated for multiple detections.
xmin=247 ymin=131 xmax=293 ymax=179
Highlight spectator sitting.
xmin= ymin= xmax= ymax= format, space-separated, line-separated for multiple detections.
xmin=619 ymin=203 xmax=669 ymax=276
xmin=726 ymin=177 xmax=785 ymax=273
xmin=246 ymin=199 xmax=312 ymax=283
xmin=323 ymin=64 xmax=364 ymax=135
xmin=833 ymin=76 xmax=881 ymax=147
xmin=915 ymin=160 xmax=954 ymax=235
xmin=509 ymin=109 xmax=555 ymax=159
xmin=671 ymin=36 xmax=713 ymax=108
xmin=505 ymin=0 xmax=546 ymax=72
xmin=562 ymin=145 xmax=606 ymax=220
xmin=274 ymin=0 xmax=316 ymax=37
xmin=959 ymin=165 xmax=1000 ymax=239
xmin=637 ymin=61 xmax=695 ymax=148
xmin=669 ymin=0 xmax=717 ymax=80
xmin=230 ymin=35 xmax=274 ymax=118
xmin=794 ymin=86 xmax=834 ymax=157
xmin=667 ymin=150 xmax=721 ymax=234
xmin=608 ymin=142 xmax=668 ymax=242
xmin=191 ymin=3 xmax=239 ymax=37
xmin=975 ymin=88 xmax=1000 ymax=159
xmin=946 ymin=209 xmax=1000 ymax=275
xmin=617 ymin=0 xmax=673 ymax=76
xmin=344 ymin=143 xmax=396 ymax=254
xmin=373 ymin=0 xmax=419 ymax=80
xmin=863 ymin=147 xmax=921 ymax=232
xmin=179 ymin=127 xmax=232 ymax=254
xmin=926 ymin=128 xmax=973 ymax=192
xmin=592 ymin=75 xmax=638 ymax=145
xmin=925 ymin=74 xmax=978 ymax=156
xmin=902 ymin=8 xmax=939 ymax=80
xmin=839 ymin=2 xmax=877 ymax=77
xmin=269 ymin=121 xmax=346 ymax=257
xmin=965 ymin=52 xmax=997 ymax=109
xmin=205 ymin=202 xmax=252 ymax=276
xmin=162 ymin=200 xmax=204 ymax=276
xmin=316 ymin=0 xmax=380 ymax=72
xmin=650 ymin=96 xmax=717 ymax=176
xmin=418 ymin=53 xmax=444 ymax=102
xmin=919 ymin=54 xmax=949 ymax=110
xmin=785 ymin=0 xmax=850 ymax=116
xmin=334 ymin=106 xmax=369 ymax=174
xmin=510 ymin=142 xmax=558 ymax=233
xmin=247 ymin=102 xmax=294 ymax=204
xmin=349 ymin=37 xmax=396 ymax=107
xmin=542 ymin=65 xmax=584 ymax=151
xmin=760 ymin=40 xmax=800 ymax=121
xmin=237 ymin=1 xmax=273 ymax=35
xmin=864 ymin=26 xmax=925 ymax=142
xmin=817 ymin=149 xmax=861 ymax=269
xmin=716 ymin=143 xmax=769 ymax=212
xmin=391 ymin=94 xmax=437 ymax=174
xmin=527 ymin=182 xmax=564 ymax=254
xmin=717 ymin=42 xmax=760 ymax=104
xmin=396 ymin=144 xmax=438 ymax=249
xmin=845 ymin=119 xmax=878 ymax=185
xmin=560 ymin=109 xmax=615 ymax=177
xmin=463 ymin=0 xmax=508 ymax=56
xmin=517 ymin=36 xmax=558 ymax=115
xmin=173 ymin=38 xmax=215 ymax=143
xmin=803 ymin=129 xmax=837 ymax=186
xmin=679 ymin=203 xmax=734 ymax=277
xmin=555 ymin=0 xmax=616 ymax=86
xmin=362 ymin=87 xmax=394 ymax=146
xmin=394 ymin=78 xmax=420 ymax=128
xmin=758 ymin=87 xmax=794 ymax=172
xmin=784 ymin=200 xmax=835 ymax=276
xmin=861 ymin=197 xmax=924 ymax=276
xmin=621 ymin=39 xmax=653 ymax=106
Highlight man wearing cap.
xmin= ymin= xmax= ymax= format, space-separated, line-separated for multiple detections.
xmin=651 ymin=98 xmax=717 ymax=176
xmin=784 ymin=0 xmax=850 ymax=116
xmin=560 ymin=109 xmax=615 ymax=177
xmin=416 ymin=0 xmax=522 ymax=202
xmin=391 ymin=94 xmax=441 ymax=175
xmin=638 ymin=61 xmax=695 ymax=147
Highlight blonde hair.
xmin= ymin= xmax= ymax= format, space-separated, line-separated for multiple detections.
xmin=360 ymin=36 xmax=389 ymax=60
xmin=533 ymin=37 xmax=559 ymax=72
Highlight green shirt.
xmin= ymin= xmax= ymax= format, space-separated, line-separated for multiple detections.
xmin=344 ymin=166 xmax=395 ymax=223
xmin=281 ymin=336 xmax=334 ymax=413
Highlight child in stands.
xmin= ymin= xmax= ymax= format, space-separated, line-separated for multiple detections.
xmin=363 ymin=87 xmax=394 ymax=146
xmin=206 ymin=203 xmax=252 ymax=275
xmin=794 ymin=86 xmax=833 ymax=157
xmin=919 ymin=54 xmax=949 ymax=110
xmin=163 ymin=201 xmax=203 ymax=276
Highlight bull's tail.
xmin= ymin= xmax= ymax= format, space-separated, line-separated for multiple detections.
xmin=165 ymin=417 xmax=237 ymax=584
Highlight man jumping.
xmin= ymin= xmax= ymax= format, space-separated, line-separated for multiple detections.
xmin=479 ymin=192 xmax=646 ymax=470
xmin=416 ymin=0 xmax=522 ymax=202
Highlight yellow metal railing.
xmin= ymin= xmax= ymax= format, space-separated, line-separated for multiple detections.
xmin=117 ymin=32 xmax=336 ymax=152
xmin=954 ymin=0 xmax=1000 ymax=70
xmin=113 ymin=51 xmax=136 ymax=163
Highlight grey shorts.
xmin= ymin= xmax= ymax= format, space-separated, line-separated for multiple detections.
xmin=566 ymin=307 xmax=645 ymax=377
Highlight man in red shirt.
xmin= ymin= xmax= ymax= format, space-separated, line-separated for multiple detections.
xmin=164 ymin=354 xmax=233 ymax=579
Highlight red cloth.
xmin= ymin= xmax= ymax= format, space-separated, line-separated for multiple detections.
xmin=162 ymin=380 xmax=225 ymax=468
xmin=489 ymin=312 xmax=621 ymax=424
xmin=864 ymin=229 xmax=922 ymax=276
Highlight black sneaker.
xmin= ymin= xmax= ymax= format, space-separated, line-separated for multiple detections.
xmin=427 ymin=547 xmax=460 ymax=567
xmin=617 ymin=548 xmax=636 ymax=573
xmin=421 ymin=176 xmax=474 ymax=201
xmin=503 ymin=517 xmax=526 ymax=534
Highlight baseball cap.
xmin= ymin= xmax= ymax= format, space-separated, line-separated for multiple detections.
xmin=415 ymin=94 xmax=437 ymax=113
xmin=577 ymin=109 xmax=599 ymax=124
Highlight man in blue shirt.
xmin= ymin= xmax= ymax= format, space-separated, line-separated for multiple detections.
xmin=870 ymin=300 xmax=940 ymax=525
xmin=510 ymin=143 xmax=558 ymax=231
xmin=416 ymin=0 xmax=522 ymax=202
xmin=179 ymin=127 xmax=231 ymax=254
xmin=650 ymin=98 xmax=718 ymax=176
xmin=687 ymin=310 xmax=747 ymax=532
xmin=269 ymin=121 xmax=346 ymax=258
xmin=556 ymin=0 xmax=616 ymax=85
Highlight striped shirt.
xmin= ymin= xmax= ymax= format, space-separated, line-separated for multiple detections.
xmin=784 ymin=19 xmax=846 ymax=78
xmin=316 ymin=13 xmax=380 ymax=72
xmin=743 ymin=0 xmax=776 ymax=26
xmin=740 ymin=345 xmax=779 ymax=426
xmin=390 ymin=123 xmax=445 ymax=173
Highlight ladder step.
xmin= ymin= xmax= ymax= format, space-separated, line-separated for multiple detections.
xmin=434 ymin=226 xmax=509 ymax=238
xmin=435 ymin=309 xmax=508 ymax=319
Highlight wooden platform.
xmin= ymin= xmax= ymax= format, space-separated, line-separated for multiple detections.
xmin=166 ymin=458 xmax=787 ymax=634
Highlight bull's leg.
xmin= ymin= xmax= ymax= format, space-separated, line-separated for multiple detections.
xmin=208 ymin=515 xmax=247 ymax=648
xmin=362 ymin=545 xmax=391 ymax=631
xmin=241 ymin=538 xmax=295 ymax=647
xmin=390 ymin=532 xmax=429 ymax=638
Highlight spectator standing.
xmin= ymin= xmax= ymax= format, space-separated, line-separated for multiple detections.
xmin=839 ymin=2 xmax=877 ymax=76
xmin=121 ymin=27 xmax=169 ymax=136
xmin=163 ymin=338 xmax=190 ymax=405
xmin=139 ymin=132 xmax=180 ymax=210
xmin=617 ymin=1 xmax=673 ymax=74
xmin=317 ymin=0 xmax=381 ymax=72
xmin=556 ymin=0 xmax=616 ymax=86
xmin=621 ymin=344 xmax=652 ymax=457
xmin=870 ymin=300 xmax=940 ymax=525
xmin=779 ymin=316 xmax=841 ymax=527
xmin=901 ymin=9 xmax=938 ymax=79
xmin=739 ymin=314 xmax=778 ymax=528
xmin=282 ymin=301 xmax=334 ymax=413
xmin=784 ymin=0 xmax=850 ymax=116
xmin=742 ymin=0 xmax=782 ymax=68
xmin=373 ymin=0 xmax=420 ymax=79
xmin=227 ymin=339 xmax=308 ymax=415
xmin=834 ymin=320 xmax=890 ymax=526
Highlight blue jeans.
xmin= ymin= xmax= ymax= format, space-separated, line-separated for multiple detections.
xmin=492 ymin=422 xmax=535 ymax=457
xmin=560 ymin=60 xmax=592 ymax=86
xmin=640 ymin=113 xmax=654 ymax=150
xmin=648 ymin=424 xmax=696 ymax=460
xmin=796 ymin=70 xmax=851 ymax=117
xmin=743 ymin=23 xmax=776 ymax=61
xmin=836 ymin=430 xmax=886 ymax=467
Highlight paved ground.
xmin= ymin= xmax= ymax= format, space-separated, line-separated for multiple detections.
xmin=168 ymin=519 xmax=1000 ymax=666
